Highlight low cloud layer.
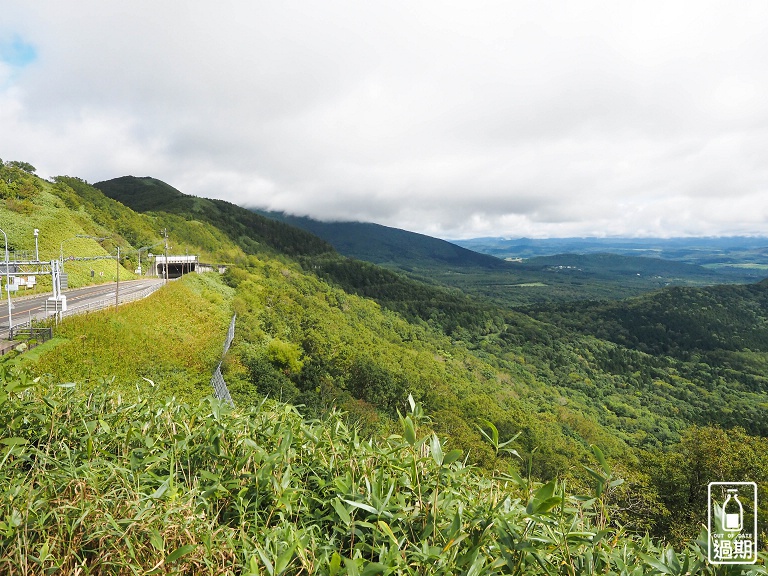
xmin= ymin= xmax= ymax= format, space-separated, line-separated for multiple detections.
xmin=2 ymin=1 xmax=768 ymax=238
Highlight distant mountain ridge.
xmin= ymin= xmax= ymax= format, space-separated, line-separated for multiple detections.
xmin=454 ymin=235 xmax=768 ymax=268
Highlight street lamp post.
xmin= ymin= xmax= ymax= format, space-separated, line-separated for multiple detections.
xmin=33 ymin=229 xmax=39 ymax=262
xmin=0 ymin=228 xmax=12 ymax=336
xmin=54 ymin=235 xmax=110 ymax=314
xmin=116 ymin=246 xmax=120 ymax=310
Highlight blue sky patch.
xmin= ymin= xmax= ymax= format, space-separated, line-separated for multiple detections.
xmin=1 ymin=36 xmax=37 ymax=68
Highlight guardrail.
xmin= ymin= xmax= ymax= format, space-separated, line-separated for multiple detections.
xmin=49 ymin=284 xmax=163 ymax=320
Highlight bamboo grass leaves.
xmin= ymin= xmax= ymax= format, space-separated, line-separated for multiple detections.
xmin=1 ymin=373 xmax=766 ymax=573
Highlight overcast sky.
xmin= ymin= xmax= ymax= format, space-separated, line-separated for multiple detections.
xmin=2 ymin=2 xmax=768 ymax=239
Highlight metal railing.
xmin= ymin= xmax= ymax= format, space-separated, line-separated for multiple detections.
xmin=9 ymin=325 xmax=52 ymax=344
xmin=4 ymin=324 xmax=53 ymax=356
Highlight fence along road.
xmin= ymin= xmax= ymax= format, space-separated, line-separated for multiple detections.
xmin=210 ymin=314 xmax=236 ymax=407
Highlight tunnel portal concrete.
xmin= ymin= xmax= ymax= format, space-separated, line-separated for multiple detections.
xmin=153 ymin=255 xmax=198 ymax=279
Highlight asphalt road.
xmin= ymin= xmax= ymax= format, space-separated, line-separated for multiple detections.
xmin=0 ymin=278 xmax=165 ymax=330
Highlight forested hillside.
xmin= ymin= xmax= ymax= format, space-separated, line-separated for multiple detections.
xmin=95 ymin=176 xmax=335 ymax=258
xmin=2 ymin=164 xmax=767 ymax=571
xmin=528 ymin=280 xmax=768 ymax=358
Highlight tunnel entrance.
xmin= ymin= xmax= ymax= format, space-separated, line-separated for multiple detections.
xmin=154 ymin=255 xmax=198 ymax=279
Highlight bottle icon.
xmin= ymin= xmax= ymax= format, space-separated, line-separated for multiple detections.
xmin=722 ymin=488 xmax=743 ymax=532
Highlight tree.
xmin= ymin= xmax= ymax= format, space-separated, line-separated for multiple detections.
xmin=7 ymin=160 xmax=36 ymax=173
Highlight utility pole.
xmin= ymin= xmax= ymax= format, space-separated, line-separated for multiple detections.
xmin=0 ymin=228 xmax=11 ymax=336
xmin=115 ymin=246 xmax=120 ymax=310
xmin=163 ymin=229 xmax=169 ymax=284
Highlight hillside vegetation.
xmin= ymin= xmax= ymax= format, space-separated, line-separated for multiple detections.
xmin=0 ymin=165 xmax=249 ymax=292
xmin=2 ymin=163 xmax=768 ymax=571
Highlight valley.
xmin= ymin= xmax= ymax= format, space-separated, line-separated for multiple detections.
xmin=254 ymin=210 xmax=763 ymax=307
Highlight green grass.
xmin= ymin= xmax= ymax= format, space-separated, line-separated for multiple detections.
xmin=2 ymin=336 xmax=66 ymax=369
xmin=0 ymin=178 xmax=139 ymax=295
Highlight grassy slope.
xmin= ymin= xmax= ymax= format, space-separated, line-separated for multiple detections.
xmin=27 ymin=253 xmax=622 ymax=480
xmin=53 ymin=176 xmax=248 ymax=272
xmin=0 ymin=170 xmax=249 ymax=294
xmin=34 ymin=273 xmax=234 ymax=401
xmin=0 ymin=176 xmax=133 ymax=293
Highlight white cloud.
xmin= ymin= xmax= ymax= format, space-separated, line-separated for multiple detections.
xmin=2 ymin=1 xmax=768 ymax=238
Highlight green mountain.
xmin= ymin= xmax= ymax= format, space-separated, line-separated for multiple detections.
xmin=255 ymin=210 xmax=508 ymax=269
xmin=94 ymin=176 xmax=334 ymax=257
xmin=4 ymin=164 xmax=768 ymax=567
xmin=90 ymin=177 xmax=493 ymax=341
xmin=92 ymin=174 xmax=187 ymax=211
